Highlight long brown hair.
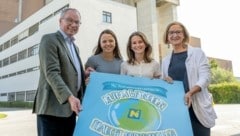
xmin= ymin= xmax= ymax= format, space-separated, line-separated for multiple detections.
xmin=126 ymin=31 xmax=153 ymax=64
xmin=94 ymin=29 xmax=122 ymax=59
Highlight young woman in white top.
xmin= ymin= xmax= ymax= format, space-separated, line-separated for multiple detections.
xmin=121 ymin=31 xmax=160 ymax=79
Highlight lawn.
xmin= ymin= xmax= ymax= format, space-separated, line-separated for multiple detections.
xmin=0 ymin=113 xmax=7 ymax=119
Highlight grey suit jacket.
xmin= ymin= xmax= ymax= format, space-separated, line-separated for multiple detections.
xmin=33 ymin=31 xmax=86 ymax=117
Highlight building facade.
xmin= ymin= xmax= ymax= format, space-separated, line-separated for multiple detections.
xmin=0 ymin=0 xmax=179 ymax=102
xmin=0 ymin=0 xmax=46 ymax=36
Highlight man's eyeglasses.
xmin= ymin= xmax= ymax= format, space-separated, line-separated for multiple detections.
xmin=168 ymin=30 xmax=183 ymax=35
xmin=62 ymin=18 xmax=81 ymax=25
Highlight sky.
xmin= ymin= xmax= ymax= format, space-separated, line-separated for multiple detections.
xmin=176 ymin=0 xmax=240 ymax=77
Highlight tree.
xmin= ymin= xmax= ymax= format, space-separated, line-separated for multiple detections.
xmin=211 ymin=67 xmax=236 ymax=84
xmin=210 ymin=59 xmax=218 ymax=69
xmin=209 ymin=59 xmax=237 ymax=84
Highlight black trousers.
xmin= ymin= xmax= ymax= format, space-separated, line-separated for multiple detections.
xmin=189 ymin=106 xmax=210 ymax=136
xmin=37 ymin=113 xmax=76 ymax=136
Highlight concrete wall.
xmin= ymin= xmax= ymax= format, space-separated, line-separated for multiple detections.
xmin=21 ymin=0 xmax=45 ymax=21
xmin=0 ymin=0 xmax=19 ymax=36
xmin=208 ymin=57 xmax=233 ymax=72
xmin=157 ymin=2 xmax=178 ymax=61
xmin=135 ymin=0 xmax=160 ymax=62
xmin=190 ymin=36 xmax=201 ymax=48
xmin=0 ymin=0 xmax=45 ymax=36
xmin=113 ymin=0 xmax=180 ymax=62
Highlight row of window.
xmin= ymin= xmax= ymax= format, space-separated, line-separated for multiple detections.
xmin=0 ymin=10 xmax=112 ymax=69
xmin=0 ymin=90 xmax=36 ymax=102
xmin=0 ymin=44 xmax=39 ymax=68
xmin=0 ymin=23 xmax=39 ymax=53
xmin=39 ymin=4 xmax=69 ymax=24
xmin=38 ymin=9 xmax=112 ymax=25
xmin=0 ymin=5 xmax=112 ymax=55
xmin=0 ymin=4 xmax=70 ymax=53
xmin=0 ymin=66 xmax=39 ymax=80
xmin=0 ymin=5 xmax=113 ymax=103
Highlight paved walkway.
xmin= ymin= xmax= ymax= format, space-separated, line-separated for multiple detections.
xmin=0 ymin=104 xmax=240 ymax=136
xmin=0 ymin=108 xmax=36 ymax=136
xmin=211 ymin=104 xmax=240 ymax=136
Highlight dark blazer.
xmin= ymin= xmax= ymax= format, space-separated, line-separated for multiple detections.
xmin=33 ymin=31 xmax=86 ymax=117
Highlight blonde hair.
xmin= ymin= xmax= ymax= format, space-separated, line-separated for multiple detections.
xmin=163 ymin=21 xmax=190 ymax=45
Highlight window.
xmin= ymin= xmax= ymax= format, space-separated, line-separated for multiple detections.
xmin=102 ymin=11 xmax=112 ymax=23
xmin=9 ymin=72 xmax=17 ymax=77
xmin=8 ymin=92 xmax=15 ymax=101
xmin=28 ymin=44 xmax=39 ymax=57
xmin=17 ymin=69 xmax=26 ymax=75
xmin=29 ymin=23 xmax=39 ymax=36
xmin=18 ymin=29 xmax=29 ymax=41
xmin=0 ymin=93 xmax=7 ymax=96
xmin=10 ymin=54 xmax=18 ymax=64
xmin=27 ymin=66 xmax=39 ymax=72
xmin=2 ymin=75 xmax=8 ymax=79
xmin=11 ymin=35 xmax=18 ymax=46
xmin=18 ymin=49 xmax=27 ymax=61
xmin=16 ymin=92 xmax=25 ymax=101
xmin=0 ymin=44 xmax=3 ymax=52
xmin=54 ymin=5 xmax=69 ymax=15
xmin=40 ymin=14 xmax=53 ymax=24
xmin=26 ymin=90 xmax=36 ymax=101
xmin=3 ymin=40 xmax=10 ymax=50
xmin=3 ymin=58 xmax=9 ymax=66
xmin=0 ymin=60 xmax=2 ymax=68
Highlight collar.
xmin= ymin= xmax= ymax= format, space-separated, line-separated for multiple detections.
xmin=59 ymin=29 xmax=75 ymax=42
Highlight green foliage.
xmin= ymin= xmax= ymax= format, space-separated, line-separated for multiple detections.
xmin=211 ymin=67 xmax=237 ymax=84
xmin=0 ymin=101 xmax=33 ymax=108
xmin=208 ymin=59 xmax=240 ymax=103
xmin=210 ymin=59 xmax=218 ymax=69
xmin=209 ymin=82 xmax=240 ymax=104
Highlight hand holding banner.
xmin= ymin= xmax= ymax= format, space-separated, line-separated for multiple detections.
xmin=74 ymin=72 xmax=193 ymax=136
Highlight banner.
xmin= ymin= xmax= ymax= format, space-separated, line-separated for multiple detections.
xmin=74 ymin=72 xmax=193 ymax=136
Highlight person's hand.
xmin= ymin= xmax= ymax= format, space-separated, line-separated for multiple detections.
xmin=184 ymin=91 xmax=193 ymax=107
xmin=85 ymin=77 xmax=90 ymax=85
xmin=85 ymin=67 xmax=95 ymax=77
xmin=153 ymin=74 xmax=161 ymax=79
xmin=68 ymin=95 xmax=81 ymax=115
xmin=164 ymin=76 xmax=173 ymax=84
xmin=184 ymin=86 xmax=201 ymax=107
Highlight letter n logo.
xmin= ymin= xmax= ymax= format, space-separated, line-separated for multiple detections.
xmin=128 ymin=109 xmax=141 ymax=119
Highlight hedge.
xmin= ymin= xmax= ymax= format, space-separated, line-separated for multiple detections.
xmin=0 ymin=101 xmax=33 ymax=108
xmin=209 ymin=82 xmax=240 ymax=104
xmin=1 ymin=82 xmax=240 ymax=106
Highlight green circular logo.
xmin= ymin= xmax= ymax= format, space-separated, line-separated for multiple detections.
xmin=108 ymin=98 xmax=161 ymax=131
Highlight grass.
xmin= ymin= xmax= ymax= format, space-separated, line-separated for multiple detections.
xmin=0 ymin=113 xmax=7 ymax=119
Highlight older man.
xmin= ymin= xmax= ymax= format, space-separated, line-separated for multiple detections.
xmin=33 ymin=8 xmax=86 ymax=136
